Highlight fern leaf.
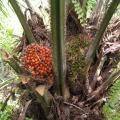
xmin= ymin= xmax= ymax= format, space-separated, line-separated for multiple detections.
xmin=103 ymin=62 xmax=120 ymax=120
xmin=72 ymin=0 xmax=85 ymax=25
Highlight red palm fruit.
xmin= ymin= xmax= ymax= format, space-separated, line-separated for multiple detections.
xmin=20 ymin=43 xmax=53 ymax=83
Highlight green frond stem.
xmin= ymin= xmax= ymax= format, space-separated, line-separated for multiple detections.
xmin=6 ymin=56 xmax=23 ymax=74
xmin=91 ymin=56 xmax=107 ymax=90
xmin=9 ymin=0 xmax=35 ymax=43
xmin=51 ymin=0 xmax=66 ymax=96
xmin=85 ymin=0 xmax=120 ymax=71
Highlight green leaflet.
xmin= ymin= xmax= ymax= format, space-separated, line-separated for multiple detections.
xmin=72 ymin=0 xmax=96 ymax=25
xmin=103 ymin=62 xmax=120 ymax=120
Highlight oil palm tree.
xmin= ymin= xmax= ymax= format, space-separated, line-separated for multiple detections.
xmin=1 ymin=0 xmax=120 ymax=119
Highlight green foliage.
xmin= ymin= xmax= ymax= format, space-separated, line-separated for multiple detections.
xmin=0 ymin=102 xmax=12 ymax=120
xmin=25 ymin=117 xmax=33 ymax=120
xmin=72 ymin=0 xmax=85 ymax=25
xmin=0 ymin=110 xmax=11 ymax=120
xmin=0 ymin=8 xmax=15 ymax=53
xmin=0 ymin=23 xmax=15 ymax=81
xmin=87 ymin=0 xmax=96 ymax=17
xmin=103 ymin=79 xmax=120 ymax=120
xmin=0 ymin=24 xmax=15 ymax=53
xmin=0 ymin=21 xmax=15 ymax=80
xmin=0 ymin=102 xmax=32 ymax=120
xmin=103 ymin=62 xmax=120 ymax=120
xmin=72 ymin=0 xmax=84 ymax=24
xmin=72 ymin=0 xmax=96 ymax=25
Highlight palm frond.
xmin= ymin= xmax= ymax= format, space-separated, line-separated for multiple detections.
xmin=50 ymin=0 xmax=66 ymax=96
xmin=72 ymin=0 xmax=85 ymax=25
xmin=72 ymin=0 xmax=96 ymax=25
xmin=9 ymin=0 xmax=35 ymax=43
xmin=85 ymin=0 xmax=120 ymax=67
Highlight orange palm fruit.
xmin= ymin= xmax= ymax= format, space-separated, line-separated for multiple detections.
xmin=20 ymin=43 xmax=53 ymax=84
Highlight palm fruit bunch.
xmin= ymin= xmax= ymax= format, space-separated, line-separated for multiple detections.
xmin=20 ymin=43 xmax=53 ymax=83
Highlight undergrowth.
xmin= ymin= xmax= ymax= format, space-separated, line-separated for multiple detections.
xmin=0 ymin=24 xmax=15 ymax=53
xmin=71 ymin=0 xmax=96 ymax=25
xmin=0 ymin=102 xmax=12 ymax=120
xmin=0 ymin=101 xmax=32 ymax=120
xmin=103 ymin=62 xmax=120 ymax=120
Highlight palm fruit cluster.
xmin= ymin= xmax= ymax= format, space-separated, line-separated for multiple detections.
xmin=20 ymin=43 xmax=53 ymax=81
